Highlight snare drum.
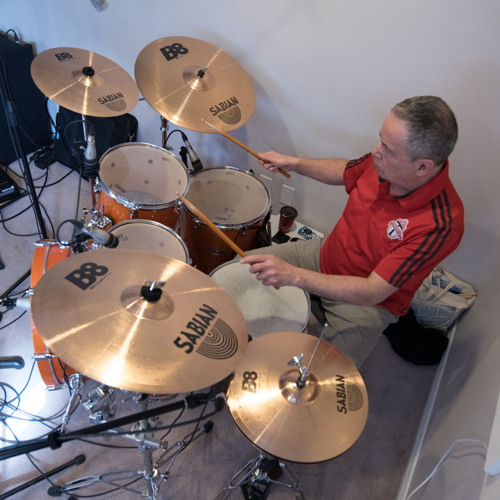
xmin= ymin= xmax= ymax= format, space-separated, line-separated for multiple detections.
xmin=107 ymin=219 xmax=190 ymax=264
xmin=96 ymin=142 xmax=189 ymax=229
xmin=30 ymin=241 xmax=79 ymax=389
xmin=179 ymin=167 xmax=271 ymax=274
xmin=209 ymin=260 xmax=310 ymax=339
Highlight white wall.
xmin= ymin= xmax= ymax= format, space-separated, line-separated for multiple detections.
xmin=2 ymin=1 xmax=500 ymax=497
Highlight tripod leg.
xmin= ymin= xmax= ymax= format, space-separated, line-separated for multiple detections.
xmin=0 ymin=454 xmax=85 ymax=499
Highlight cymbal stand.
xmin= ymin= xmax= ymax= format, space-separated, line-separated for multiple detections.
xmin=219 ymin=450 xmax=305 ymax=500
xmin=0 ymin=53 xmax=47 ymax=309
xmin=48 ymin=394 xmax=214 ymax=499
xmin=59 ymin=373 xmax=84 ymax=433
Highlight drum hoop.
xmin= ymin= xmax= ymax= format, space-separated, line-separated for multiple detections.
xmin=209 ymin=260 xmax=311 ymax=332
xmin=108 ymin=219 xmax=190 ymax=262
xmin=97 ymin=142 xmax=190 ymax=210
xmin=185 ymin=166 xmax=272 ymax=228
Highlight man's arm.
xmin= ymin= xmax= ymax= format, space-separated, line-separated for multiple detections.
xmin=258 ymin=151 xmax=348 ymax=185
xmin=239 ymin=254 xmax=398 ymax=306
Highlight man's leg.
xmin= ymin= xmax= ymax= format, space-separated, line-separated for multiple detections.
xmin=246 ymin=239 xmax=398 ymax=367
xmin=320 ymin=301 xmax=398 ymax=367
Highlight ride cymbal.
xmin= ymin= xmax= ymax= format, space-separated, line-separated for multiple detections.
xmin=227 ymin=331 xmax=368 ymax=463
xmin=30 ymin=249 xmax=248 ymax=394
xmin=31 ymin=47 xmax=139 ymax=117
xmin=134 ymin=36 xmax=255 ymax=133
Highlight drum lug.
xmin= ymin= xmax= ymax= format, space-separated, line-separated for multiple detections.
xmin=239 ymin=226 xmax=248 ymax=238
xmin=194 ymin=219 xmax=202 ymax=231
xmin=130 ymin=206 xmax=139 ymax=219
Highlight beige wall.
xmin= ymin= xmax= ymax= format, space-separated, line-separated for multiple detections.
xmin=2 ymin=1 xmax=500 ymax=497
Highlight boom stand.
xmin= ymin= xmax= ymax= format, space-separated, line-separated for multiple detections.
xmin=219 ymin=449 xmax=305 ymax=500
xmin=49 ymin=394 xmax=213 ymax=499
xmin=0 ymin=54 xmax=48 ymax=302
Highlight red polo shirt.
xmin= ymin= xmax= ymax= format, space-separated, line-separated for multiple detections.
xmin=320 ymin=153 xmax=464 ymax=316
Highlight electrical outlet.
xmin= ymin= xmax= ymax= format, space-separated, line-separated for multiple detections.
xmin=280 ymin=185 xmax=295 ymax=205
xmin=260 ymin=174 xmax=273 ymax=191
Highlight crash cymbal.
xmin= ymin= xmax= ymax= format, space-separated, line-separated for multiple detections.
xmin=31 ymin=47 xmax=139 ymax=117
xmin=227 ymin=331 xmax=368 ymax=463
xmin=30 ymin=249 xmax=248 ymax=394
xmin=134 ymin=36 xmax=255 ymax=133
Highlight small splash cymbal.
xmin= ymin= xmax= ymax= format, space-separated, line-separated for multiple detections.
xmin=227 ymin=331 xmax=368 ymax=463
xmin=134 ymin=36 xmax=255 ymax=133
xmin=31 ymin=47 xmax=139 ymax=117
xmin=30 ymin=249 xmax=248 ymax=394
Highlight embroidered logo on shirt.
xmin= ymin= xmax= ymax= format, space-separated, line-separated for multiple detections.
xmin=387 ymin=218 xmax=409 ymax=240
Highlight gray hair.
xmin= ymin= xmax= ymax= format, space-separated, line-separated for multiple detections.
xmin=391 ymin=96 xmax=458 ymax=166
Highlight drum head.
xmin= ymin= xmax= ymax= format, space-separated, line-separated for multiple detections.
xmin=210 ymin=260 xmax=310 ymax=338
xmin=186 ymin=167 xmax=271 ymax=227
xmin=98 ymin=142 xmax=189 ymax=209
xmin=109 ymin=220 xmax=189 ymax=263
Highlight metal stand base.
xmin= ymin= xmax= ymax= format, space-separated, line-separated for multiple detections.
xmin=218 ymin=451 xmax=305 ymax=500
xmin=47 ymin=405 xmax=213 ymax=499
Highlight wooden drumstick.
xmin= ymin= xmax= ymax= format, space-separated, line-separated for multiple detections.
xmin=201 ymin=118 xmax=291 ymax=179
xmin=177 ymin=192 xmax=248 ymax=259
xmin=177 ymin=192 xmax=279 ymax=289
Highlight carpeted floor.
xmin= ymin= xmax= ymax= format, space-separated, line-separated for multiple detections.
xmin=0 ymin=158 xmax=437 ymax=499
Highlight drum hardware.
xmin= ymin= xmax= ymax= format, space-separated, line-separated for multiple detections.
xmin=60 ymin=374 xmax=85 ymax=432
xmin=219 ymin=451 xmax=304 ymax=500
xmin=83 ymin=384 xmax=117 ymax=424
xmin=1 ymin=391 xmax=218 ymax=499
xmin=134 ymin=37 xmax=255 ymax=133
xmin=30 ymin=248 xmax=248 ymax=394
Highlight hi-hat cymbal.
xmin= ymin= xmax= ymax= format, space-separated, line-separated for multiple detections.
xmin=31 ymin=47 xmax=139 ymax=117
xmin=134 ymin=36 xmax=255 ymax=133
xmin=227 ymin=331 xmax=368 ymax=463
xmin=30 ymin=249 xmax=248 ymax=394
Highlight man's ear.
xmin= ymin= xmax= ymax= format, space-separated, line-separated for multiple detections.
xmin=416 ymin=158 xmax=437 ymax=177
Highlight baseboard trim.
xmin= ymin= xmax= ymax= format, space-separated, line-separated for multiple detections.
xmin=396 ymin=323 xmax=457 ymax=499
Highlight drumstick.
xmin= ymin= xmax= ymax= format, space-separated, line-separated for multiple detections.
xmin=177 ymin=192 xmax=279 ymax=289
xmin=177 ymin=192 xmax=248 ymax=259
xmin=201 ymin=118 xmax=291 ymax=179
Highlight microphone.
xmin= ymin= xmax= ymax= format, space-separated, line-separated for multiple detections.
xmin=181 ymin=132 xmax=203 ymax=173
xmin=0 ymin=297 xmax=30 ymax=311
xmin=83 ymin=125 xmax=98 ymax=178
xmin=70 ymin=221 xmax=119 ymax=248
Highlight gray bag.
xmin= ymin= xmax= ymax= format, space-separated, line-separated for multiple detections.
xmin=410 ymin=267 xmax=477 ymax=332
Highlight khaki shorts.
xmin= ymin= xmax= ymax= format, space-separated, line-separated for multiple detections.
xmin=246 ymin=238 xmax=398 ymax=367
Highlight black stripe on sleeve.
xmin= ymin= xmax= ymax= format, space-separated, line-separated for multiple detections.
xmin=389 ymin=190 xmax=453 ymax=288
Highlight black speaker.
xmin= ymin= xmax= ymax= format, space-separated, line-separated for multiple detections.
xmin=0 ymin=33 xmax=52 ymax=165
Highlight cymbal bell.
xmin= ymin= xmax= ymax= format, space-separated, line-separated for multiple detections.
xmin=227 ymin=331 xmax=368 ymax=463
xmin=30 ymin=249 xmax=248 ymax=394
xmin=31 ymin=47 xmax=139 ymax=117
xmin=134 ymin=36 xmax=255 ymax=133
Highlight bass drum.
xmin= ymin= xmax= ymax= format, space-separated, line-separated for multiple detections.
xmin=96 ymin=142 xmax=189 ymax=229
xmin=179 ymin=167 xmax=271 ymax=274
xmin=30 ymin=240 xmax=80 ymax=389
xmin=209 ymin=260 xmax=311 ymax=339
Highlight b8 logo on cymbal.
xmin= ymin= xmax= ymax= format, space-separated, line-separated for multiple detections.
xmin=242 ymin=371 xmax=258 ymax=393
xmin=160 ymin=43 xmax=189 ymax=61
xmin=65 ymin=262 xmax=109 ymax=291
xmin=54 ymin=52 xmax=74 ymax=62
